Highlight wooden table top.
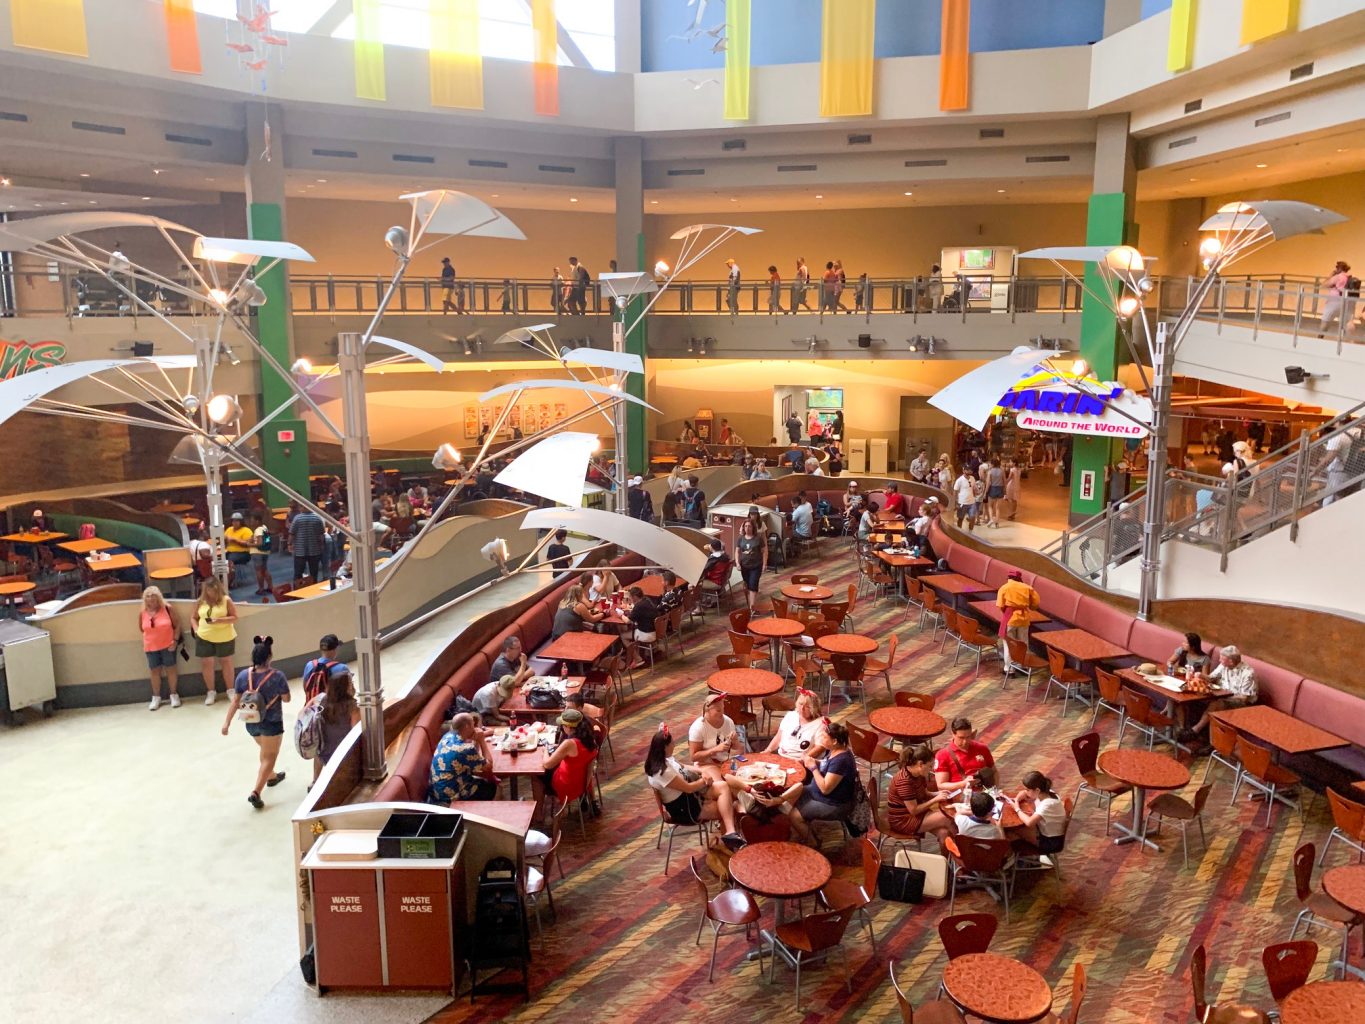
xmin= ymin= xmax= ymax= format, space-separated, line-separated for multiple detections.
xmin=86 ymin=553 xmax=141 ymax=572
xmin=727 ymin=841 xmax=832 ymax=899
xmin=633 ymin=575 xmax=666 ymax=598
xmin=150 ymin=503 xmax=193 ymax=514
xmin=1354 ymin=780 xmax=1365 ymax=797
xmin=488 ymin=745 xmax=547 ymax=776
xmin=447 ymin=800 xmax=538 ymax=838
xmin=0 ymin=581 xmax=36 ymax=595
xmin=739 ymin=751 xmax=805 ymax=781
xmin=1280 ymin=981 xmax=1365 ymax=1024
xmin=1097 ymin=749 xmax=1191 ymax=791
xmin=538 ymin=631 xmax=618 ymax=663
xmin=781 ymin=583 xmax=834 ymax=602
xmin=1037 ymin=627 xmax=1131 ymax=663
xmin=501 ymin=677 xmax=586 ymax=716
xmin=816 ymin=633 xmax=879 ymax=655
xmin=0 ymin=531 xmax=66 ymax=544
xmin=869 ymin=706 xmax=948 ymax=741
xmin=708 ymin=668 xmax=785 ymax=697
xmin=1323 ymin=865 xmax=1365 ymax=917
xmin=1211 ymin=705 xmax=1349 ymax=755
xmin=286 ymin=578 xmax=346 ymax=600
xmin=1118 ymin=667 xmax=1229 ymax=706
xmin=941 ymin=952 xmax=1053 ymax=1024
xmin=58 ymin=537 xmax=118 ymax=554
xmin=878 ymin=551 xmax=933 ymax=569
xmin=922 ymin=573 xmax=995 ymax=596
xmin=968 ymin=600 xmax=1049 ymax=625
xmin=748 ymin=617 xmax=805 ymax=639
xmin=149 ymin=566 xmax=194 ymax=580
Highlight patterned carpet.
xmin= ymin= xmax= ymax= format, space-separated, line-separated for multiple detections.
xmin=428 ymin=544 xmax=1354 ymax=1023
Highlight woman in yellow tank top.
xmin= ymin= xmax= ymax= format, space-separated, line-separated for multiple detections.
xmin=193 ymin=577 xmax=238 ymax=705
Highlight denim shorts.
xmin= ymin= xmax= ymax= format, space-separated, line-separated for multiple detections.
xmin=245 ymin=720 xmax=284 ymax=738
xmin=145 ymin=646 xmax=177 ymax=669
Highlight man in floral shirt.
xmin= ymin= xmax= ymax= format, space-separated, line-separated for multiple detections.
xmin=1184 ymin=644 xmax=1259 ymax=742
xmin=428 ymin=713 xmax=496 ymax=802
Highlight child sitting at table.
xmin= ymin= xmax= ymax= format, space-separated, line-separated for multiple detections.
xmin=1004 ymin=770 xmax=1067 ymax=854
xmin=950 ymin=790 xmax=1005 ymax=840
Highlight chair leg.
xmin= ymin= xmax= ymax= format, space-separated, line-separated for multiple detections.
xmin=1179 ymin=821 xmax=1190 ymax=870
xmin=664 ymin=826 xmax=675 ymax=874
xmin=709 ymin=927 xmax=720 ymax=982
xmin=1320 ymin=832 xmax=1338 ymax=866
xmin=793 ymin=953 xmax=803 ymax=1010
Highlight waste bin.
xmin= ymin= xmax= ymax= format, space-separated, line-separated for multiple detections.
xmin=0 ymin=620 xmax=56 ymax=724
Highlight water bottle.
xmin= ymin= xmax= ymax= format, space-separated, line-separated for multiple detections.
xmin=559 ymin=661 xmax=568 ymax=685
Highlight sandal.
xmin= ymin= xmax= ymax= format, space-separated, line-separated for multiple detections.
xmin=247 ymin=792 xmax=264 ymax=809
xmin=265 ymin=771 xmax=287 ymax=787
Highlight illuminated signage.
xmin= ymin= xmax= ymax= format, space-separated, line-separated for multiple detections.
xmin=0 ymin=339 xmax=66 ymax=381
xmin=994 ymin=369 xmax=1151 ymax=438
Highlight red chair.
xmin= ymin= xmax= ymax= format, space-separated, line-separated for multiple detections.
xmin=715 ymin=654 xmax=747 ymax=670
xmin=819 ymin=836 xmax=880 ymax=951
xmin=827 ymin=651 xmax=867 ymax=706
xmin=1117 ymin=687 xmax=1176 ymax=750
xmin=1043 ymin=648 xmax=1093 ymax=718
xmin=688 ymin=854 xmax=763 ymax=982
xmin=1320 ymin=788 xmax=1365 ymax=864
xmin=771 ymin=595 xmax=790 ymax=619
xmin=1261 ymin=939 xmax=1317 ymax=1004
xmin=937 ymin=912 xmax=998 ymax=960
xmin=943 ymin=835 xmax=1015 ymax=922
xmin=727 ymin=629 xmax=770 ymax=669
xmin=938 ymin=608 xmax=962 ymax=656
xmin=1141 ymin=785 xmax=1212 ymax=869
xmin=919 ymin=588 xmax=946 ymax=638
xmin=722 ymin=694 xmax=757 ymax=736
xmin=728 ymin=608 xmax=752 ymax=633
xmin=768 ymin=907 xmax=856 ymax=1010
xmin=1290 ymin=842 xmax=1362 ymax=949
xmin=652 ymin=789 xmax=711 ymax=875
xmin=1005 ymin=636 xmax=1049 ymax=691
xmin=1232 ymin=736 xmax=1302 ymax=827
xmin=890 ymin=960 xmax=965 ymax=1024
xmin=952 ymin=615 xmax=998 ymax=679
xmin=1090 ymin=667 xmax=1127 ymax=732
xmin=848 ymin=721 xmax=899 ymax=787
xmin=739 ymin=812 xmax=791 ymax=845
xmin=864 ymin=634 xmax=899 ymax=694
xmin=894 ymin=690 xmax=936 ymax=711
xmin=1071 ymin=731 xmax=1132 ymax=835
xmin=1040 ymin=962 xmax=1087 ymax=1024
xmin=1204 ymin=716 xmax=1244 ymax=789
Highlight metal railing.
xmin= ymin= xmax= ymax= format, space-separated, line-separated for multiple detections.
xmin=1043 ymin=399 xmax=1365 ymax=586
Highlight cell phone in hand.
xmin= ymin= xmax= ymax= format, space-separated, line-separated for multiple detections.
xmin=734 ymin=755 xmax=747 ymax=763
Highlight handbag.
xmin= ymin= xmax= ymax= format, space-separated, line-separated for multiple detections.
xmin=525 ymin=686 xmax=565 ymax=710
xmin=877 ymin=862 xmax=926 ymax=903
xmin=896 ymin=849 xmax=949 ymax=899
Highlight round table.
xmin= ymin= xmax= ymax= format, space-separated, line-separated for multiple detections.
xmin=749 ymin=617 xmax=806 ymax=673
xmin=816 ymin=633 xmax=879 ymax=656
xmin=781 ymin=583 xmax=834 ymax=603
xmin=941 ymin=952 xmax=1053 ymax=1024
xmin=0 ymin=580 xmax=35 ymax=617
xmin=869 ymin=706 xmax=947 ymax=743
xmin=150 ymin=503 xmax=192 ymax=514
xmin=1322 ymin=865 xmax=1365 ymax=980
xmin=735 ymin=751 xmax=805 ymax=784
xmin=149 ymin=566 xmax=195 ymax=598
xmin=1097 ymin=749 xmax=1190 ymax=850
xmin=728 ymin=841 xmax=832 ymax=901
xmin=708 ymin=668 xmax=784 ymax=698
xmin=1281 ymin=981 xmax=1365 ymax=1024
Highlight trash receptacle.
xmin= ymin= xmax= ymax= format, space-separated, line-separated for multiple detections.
xmin=0 ymin=620 xmax=56 ymax=724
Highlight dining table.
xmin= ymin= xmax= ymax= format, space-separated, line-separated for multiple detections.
xmin=941 ymin=952 xmax=1054 ymax=1024
xmin=748 ymin=617 xmax=805 ymax=675
xmin=1036 ymin=628 xmax=1131 ymax=664
xmin=632 ymin=575 xmax=667 ymax=599
xmin=1322 ymin=865 xmax=1365 ymax=981
xmin=57 ymin=537 xmax=118 ymax=555
xmin=1117 ymin=667 xmax=1230 ymax=731
xmin=1279 ymin=980 xmax=1365 ymax=1023
xmin=727 ymin=841 xmax=833 ymax=967
xmin=149 ymin=502 xmax=193 ymax=515
xmin=780 ymin=583 xmax=833 ymax=604
xmin=85 ymin=553 xmax=142 ymax=574
xmin=1211 ymin=705 xmax=1349 ymax=756
xmin=537 ymin=630 xmax=619 ymax=668
xmin=0 ymin=579 xmax=35 ymax=617
xmin=869 ymin=706 xmax=947 ymax=744
xmin=1096 ymin=748 xmax=1190 ymax=851
xmin=921 ymin=573 xmax=996 ymax=611
xmin=500 ymin=676 xmax=587 ymax=718
xmin=487 ymin=742 xmax=547 ymax=800
xmin=707 ymin=667 xmax=785 ymax=698
xmin=968 ymin=600 xmax=1050 ymax=627
xmin=815 ymin=633 xmax=878 ymax=656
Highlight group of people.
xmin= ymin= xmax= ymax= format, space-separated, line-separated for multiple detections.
xmin=944 ymin=451 xmax=1021 ymax=531
xmin=745 ymin=257 xmax=867 ymax=316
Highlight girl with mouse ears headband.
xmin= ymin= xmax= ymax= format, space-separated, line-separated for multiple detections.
xmin=658 ymin=722 xmax=672 ymax=741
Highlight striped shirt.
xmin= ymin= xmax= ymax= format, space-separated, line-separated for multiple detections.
xmin=290 ymin=511 xmax=326 ymax=557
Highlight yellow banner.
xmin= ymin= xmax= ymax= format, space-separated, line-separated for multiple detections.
xmin=820 ymin=0 xmax=875 ymax=118
xmin=430 ymin=0 xmax=483 ymax=110
xmin=12 ymin=0 xmax=88 ymax=58
xmin=939 ymin=0 xmax=969 ymax=112
xmin=1241 ymin=0 xmax=1298 ymax=44
xmin=532 ymin=0 xmax=558 ymax=116
xmin=354 ymin=0 xmax=385 ymax=101
xmin=1167 ymin=0 xmax=1196 ymax=72
xmin=724 ymin=0 xmax=751 ymax=121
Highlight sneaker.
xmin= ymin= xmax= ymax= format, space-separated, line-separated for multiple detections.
xmin=247 ymin=792 xmax=264 ymax=809
xmin=148 ymin=695 xmax=162 ymax=711
xmin=169 ymin=694 xmax=181 ymax=709
xmin=265 ymin=771 xmax=287 ymax=788
xmin=204 ymin=690 xmax=217 ymax=706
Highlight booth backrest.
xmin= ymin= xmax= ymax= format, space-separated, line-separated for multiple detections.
xmin=983 ymin=559 xmax=1036 ymax=591
xmin=945 ymin=545 xmax=992 ymax=585
xmin=1072 ymin=596 xmax=1136 ymax=649
xmin=48 ymin=512 xmax=178 ymax=553
xmin=1243 ymin=657 xmax=1304 ymax=715
xmin=1032 ymin=577 xmax=1083 ymax=623
xmin=1127 ymin=620 xmax=1185 ymax=664
xmin=1293 ymin=678 xmax=1365 ymax=746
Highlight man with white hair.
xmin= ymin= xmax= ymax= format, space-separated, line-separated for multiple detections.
xmin=804 ymin=456 xmax=824 ymax=476
xmin=1183 ymin=644 xmax=1258 ymax=742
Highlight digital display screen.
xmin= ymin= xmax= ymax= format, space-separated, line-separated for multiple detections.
xmin=960 ymin=248 xmax=995 ymax=270
xmin=804 ymin=387 xmax=843 ymax=410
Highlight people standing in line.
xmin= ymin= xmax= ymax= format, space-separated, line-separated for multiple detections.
xmin=996 ymin=569 xmax=1040 ymax=677
xmin=567 ymin=256 xmax=589 ymax=315
xmin=1319 ymin=260 xmax=1353 ymax=335
xmin=953 ymin=466 xmax=978 ymax=530
xmin=314 ymin=668 xmax=360 ymax=780
xmin=725 ymin=257 xmax=741 ymax=314
xmin=221 ymin=635 xmax=290 ymax=809
xmin=821 ymin=261 xmax=839 ymax=313
xmin=248 ymin=512 xmax=274 ymax=596
xmin=551 ymin=266 xmax=565 ymax=314
xmin=855 ymin=272 xmax=869 ymax=313
xmin=545 ymin=528 xmax=572 ymax=574
xmin=909 ymin=448 xmax=930 ymax=484
xmin=793 ymin=257 xmax=812 ymax=311
xmin=289 ymin=502 xmax=325 ymax=583
xmin=139 ymin=585 xmax=183 ymax=710
xmin=767 ymin=264 xmax=783 ymax=314
xmin=831 ymin=409 xmax=844 ymax=442
xmin=193 ymin=577 xmax=237 ymax=705
xmin=440 ymin=257 xmax=463 ymax=315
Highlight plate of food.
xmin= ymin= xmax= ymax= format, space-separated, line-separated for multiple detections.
xmin=737 ymin=763 xmax=787 ymax=785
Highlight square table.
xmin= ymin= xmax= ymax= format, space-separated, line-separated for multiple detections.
xmin=1211 ymin=705 xmax=1349 ymax=755
xmin=538 ymin=631 xmax=618 ymax=666
xmin=1 ymin=531 xmax=67 ymax=545
xmin=922 ymin=573 xmax=995 ymax=597
xmin=85 ymin=553 xmax=142 ymax=573
xmin=1036 ymin=628 xmax=1130 ymax=664
xmin=968 ymin=600 xmax=1049 ymax=626
xmin=501 ymin=677 xmax=587 ymax=718
xmin=447 ymin=800 xmax=537 ymax=839
xmin=286 ymin=578 xmax=347 ymax=600
xmin=58 ymin=537 xmax=118 ymax=555
xmin=488 ymin=745 xmax=547 ymax=800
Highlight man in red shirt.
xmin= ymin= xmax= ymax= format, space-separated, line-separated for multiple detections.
xmin=933 ymin=717 xmax=995 ymax=798
xmin=881 ymin=482 xmax=907 ymax=518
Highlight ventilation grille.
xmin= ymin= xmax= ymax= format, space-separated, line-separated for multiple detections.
xmin=1289 ymin=61 xmax=1314 ymax=81
xmin=312 ymin=148 xmax=358 ymax=158
xmin=165 ymin=132 xmax=212 ymax=146
xmin=776 ymin=164 xmax=818 ymax=172
xmin=0 ymin=111 xmax=30 ymax=123
xmin=1025 ymin=154 xmax=1071 ymax=164
xmin=468 ymin=158 xmax=508 ymax=168
xmin=538 ymin=163 xmax=575 ymax=173
xmin=72 ymin=121 xmax=125 ymax=136
xmin=847 ymin=133 xmax=872 ymax=145
xmin=1254 ymin=111 xmax=1291 ymax=128
xmin=1184 ymin=99 xmax=1203 ymax=114
xmin=1168 ymin=135 xmax=1198 ymax=150
xmin=721 ymin=139 xmax=746 ymax=151
xmin=393 ymin=153 xmax=435 ymax=164
xmin=667 ymin=168 xmax=705 ymax=176
xmin=904 ymin=158 xmax=948 ymax=167
xmin=979 ymin=128 xmax=1005 ymax=139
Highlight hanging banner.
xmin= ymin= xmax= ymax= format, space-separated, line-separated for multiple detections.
xmin=163 ymin=0 xmax=202 ymax=74
xmin=0 ymin=339 xmax=66 ymax=381
xmin=1240 ymin=0 xmax=1298 ymax=45
xmin=819 ymin=0 xmax=875 ymax=118
xmin=532 ymin=0 xmax=558 ymax=116
xmin=11 ymin=0 xmax=88 ymax=58
xmin=430 ymin=0 xmax=483 ymax=110
xmin=939 ymin=0 xmax=970 ymax=112
xmin=994 ymin=368 xmax=1152 ymax=438
xmin=724 ymin=0 xmax=751 ymax=121
xmin=354 ymin=0 xmax=386 ymax=101
xmin=1167 ymin=0 xmax=1196 ymax=72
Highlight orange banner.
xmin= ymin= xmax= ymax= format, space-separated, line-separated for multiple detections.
xmin=532 ymin=0 xmax=558 ymax=116
xmin=940 ymin=0 xmax=970 ymax=112
xmin=164 ymin=0 xmax=202 ymax=75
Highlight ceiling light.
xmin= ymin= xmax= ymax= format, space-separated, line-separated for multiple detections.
xmin=815 ymin=194 xmax=823 ymax=199
xmin=903 ymin=191 xmax=913 ymax=196
xmin=0 ymin=178 xmax=10 ymax=187
xmin=491 ymin=193 xmax=499 ymax=198
xmin=58 ymin=202 xmax=67 ymax=206
xmin=290 ymin=358 xmax=313 ymax=374
xmin=153 ymin=168 xmax=163 ymax=175
xmin=316 ymin=178 xmax=327 ymax=183
xmin=1255 ymin=163 xmax=1267 ymax=169
xmin=1199 ymin=237 xmax=1223 ymax=257
xmin=1117 ymin=295 xmax=1140 ymax=318
xmin=1071 ymin=359 xmax=1089 ymax=377
xmin=208 ymin=287 xmax=230 ymax=306
xmin=205 ymin=394 xmax=241 ymax=425
xmin=141 ymin=196 xmax=151 ymax=201
xmin=88 ymin=200 xmax=97 ymax=205
xmin=650 ymin=199 xmax=659 ymax=205
xmin=1188 ymin=177 xmax=1198 ymax=182
xmin=79 ymin=172 xmax=90 ymax=178
xmin=569 ymin=197 xmax=579 ymax=203
xmin=433 ymin=443 xmax=461 ymax=471
xmin=729 ymin=197 xmax=737 ymax=202
xmin=996 ymin=189 xmax=1007 ymax=193
xmin=654 ymin=260 xmax=670 ymax=276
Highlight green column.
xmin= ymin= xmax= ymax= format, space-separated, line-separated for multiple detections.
xmin=1070 ymin=191 xmax=1133 ymax=521
xmin=248 ymin=201 xmax=310 ymax=507
xmin=625 ymin=232 xmax=648 ymax=476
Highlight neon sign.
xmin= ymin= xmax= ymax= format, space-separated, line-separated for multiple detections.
xmin=994 ymin=369 xmax=1151 ymax=438
xmin=0 ymin=339 xmax=66 ymax=381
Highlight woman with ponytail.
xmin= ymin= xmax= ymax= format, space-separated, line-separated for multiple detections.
xmin=1006 ymin=770 xmax=1067 ymax=853
xmin=222 ymin=635 xmax=291 ymax=809
xmin=643 ymin=723 xmax=740 ymax=841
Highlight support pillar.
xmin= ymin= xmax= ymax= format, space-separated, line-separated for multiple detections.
xmin=1071 ymin=113 xmax=1137 ymax=523
xmin=245 ymin=103 xmax=310 ymax=507
xmin=614 ymin=136 xmax=647 ymax=477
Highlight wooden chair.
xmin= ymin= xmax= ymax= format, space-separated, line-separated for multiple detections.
xmin=1117 ymin=687 xmax=1175 ymax=750
xmin=952 ymin=615 xmax=998 ymax=679
xmin=819 ymin=835 xmax=881 ymax=951
xmin=729 ymin=608 xmax=752 ymax=633
xmin=848 ymin=722 xmax=899 ymax=787
xmin=634 ymin=612 xmax=667 ymax=669
xmin=1232 ymin=737 xmax=1303 ymax=827
xmin=864 ymin=634 xmax=899 ymax=694
xmin=1320 ymin=789 xmax=1365 ymax=864
xmin=722 ymin=694 xmax=758 ymax=740
xmin=1043 ymin=648 xmax=1092 ymax=717
xmin=1141 ymin=784 xmax=1212 ymax=869
xmin=1040 ymin=962 xmax=1087 ymax=1024
xmin=820 ymin=600 xmax=849 ymax=631
xmin=890 ymin=960 xmax=966 ymax=1024
xmin=788 ymin=620 xmax=836 ymax=666
xmin=688 ymin=854 xmax=764 ymax=981
xmin=937 ymin=912 xmax=998 ymax=960
xmin=524 ymin=822 xmax=562 ymax=942
xmin=767 ymin=907 xmax=855 ymax=1010
xmin=866 ymin=774 xmax=924 ymax=856
xmin=771 ymin=595 xmax=790 ymax=619
xmin=1005 ymin=637 xmax=1049 ymax=691
xmin=739 ymin=812 xmax=792 ymax=844
xmin=827 ymin=652 xmax=867 ymax=706
xmin=1190 ymin=944 xmax=1216 ymax=1024
xmin=525 ymin=796 xmax=569 ymax=881
xmin=792 ymin=574 xmax=819 ymax=585
xmin=1261 ymin=940 xmax=1317 ymax=1004
xmin=715 ymin=654 xmax=747 ymax=670
xmin=844 ymin=583 xmax=859 ymax=632
xmin=597 ymin=685 xmax=619 ymax=763
xmin=1090 ymin=667 xmax=1127 ymax=732
xmin=943 ymin=835 xmax=1015 ymax=922
xmin=1011 ymin=796 xmax=1074 ymax=887
xmin=863 ymin=556 xmax=895 ymax=603
xmin=727 ymin=629 xmax=771 ymax=669
xmin=902 ymin=577 xmax=925 ymax=620
xmin=1071 ymin=731 xmax=1132 ymax=835
xmin=1203 ymin=716 xmax=1244 ymax=790
xmin=894 ymin=690 xmax=936 ymax=711
xmin=664 ymin=605 xmax=688 ymax=658
xmin=653 ymin=788 xmax=712 ymax=875
xmin=938 ymin=609 xmax=963 ymax=656
xmin=1290 ymin=842 xmax=1362 ymax=950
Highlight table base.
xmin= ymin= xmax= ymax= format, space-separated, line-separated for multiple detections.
xmin=1111 ymin=785 xmax=1163 ymax=851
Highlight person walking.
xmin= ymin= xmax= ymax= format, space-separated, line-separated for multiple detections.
xmin=926 ymin=263 xmax=944 ymax=311
xmin=767 ymin=265 xmax=783 ymax=314
xmin=139 ymin=585 xmax=183 ymax=710
xmin=567 ymin=256 xmax=589 ymax=315
xmin=834 ymin=259 xmax=850 ymax=312
xmin=192 ymin=577 xmax=237 ymax=705
xmin=221 ymin=635 xmax=291 ymax=809
xmin=793 ymin=257 xmax=812 ymax=311
xmin=440 ymin=257 xmax=460 ymax=314
xmin=290 ymin=503 xmax=326 ymax=583
xmin=725 ymin=258 xmax=741 ymax=315
xmin=785 ymin=410 xmax=803 ymax=444
xmin=314 ymin=668 xmax=360 ymax=780
xmin=551 ymin=266 xmax=565 ymax=314
xmin=1004 ymin=459 xmax=1022 ymax=520
xmin=734 ymin=518 xmax=767 ymax=611
xmin=996 ymin=569 xmax=1040 ymax=676
xmin=820 ymin=261 xmax=839 ymax=314
xmin=1319 ymin=260 xmax=1353 ymax=335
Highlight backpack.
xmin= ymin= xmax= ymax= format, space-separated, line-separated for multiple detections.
xmin=1347 ymin=276 xmax=1361 ymax=298
xmin=256 ymin=527 xmax=273 ymax=553
xmin=237 ymin=668 xmax=280 ymax=724
xmin=303 ymin=659 xmax=333 ymax=703
xmin=294 ymin=694 xmax=325 ymax=760
xmin=683 ymin=488 xmax=706 ymax=522
xmin=638 ymin=490 xmax=655 ymax=522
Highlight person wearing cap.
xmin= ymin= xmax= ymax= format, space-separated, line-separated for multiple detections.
xmin=1223 ymin=439 xmax=1257 ymax=498
xmin=882 ymin=481 xmax=907 ymax=517
xmin=995 ymin=570 xmax=1040 ymax=676
xmin=302 ymin=634 xmax=349 ymax=702
xmin=471 ymin=674 xmax=518 ymax=726
xmin=30 ymin=508 xmax=52 ymax=533
xmin=1183 ymin=644 xmax=1259 ymax=743
xmin=724 ymin=257 xmax=740 ymax=314
xmin=428 ymin=713 xmax=496 ymax=803
xmin=224 ymin=512 xmax=254 ymax=570
xmin=689 ymin=693 xmax=742 ymax=781
xmin=627 ymin=475 xmax=654 ymax=522
xmin=540 ymin=707 xmax=599 ymax=811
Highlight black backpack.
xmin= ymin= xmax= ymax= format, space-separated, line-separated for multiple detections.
xmin=1347 ymin=276 xmax=1362 ymax=298
xmin=683 ymin=488 xmax=706 ymax=521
